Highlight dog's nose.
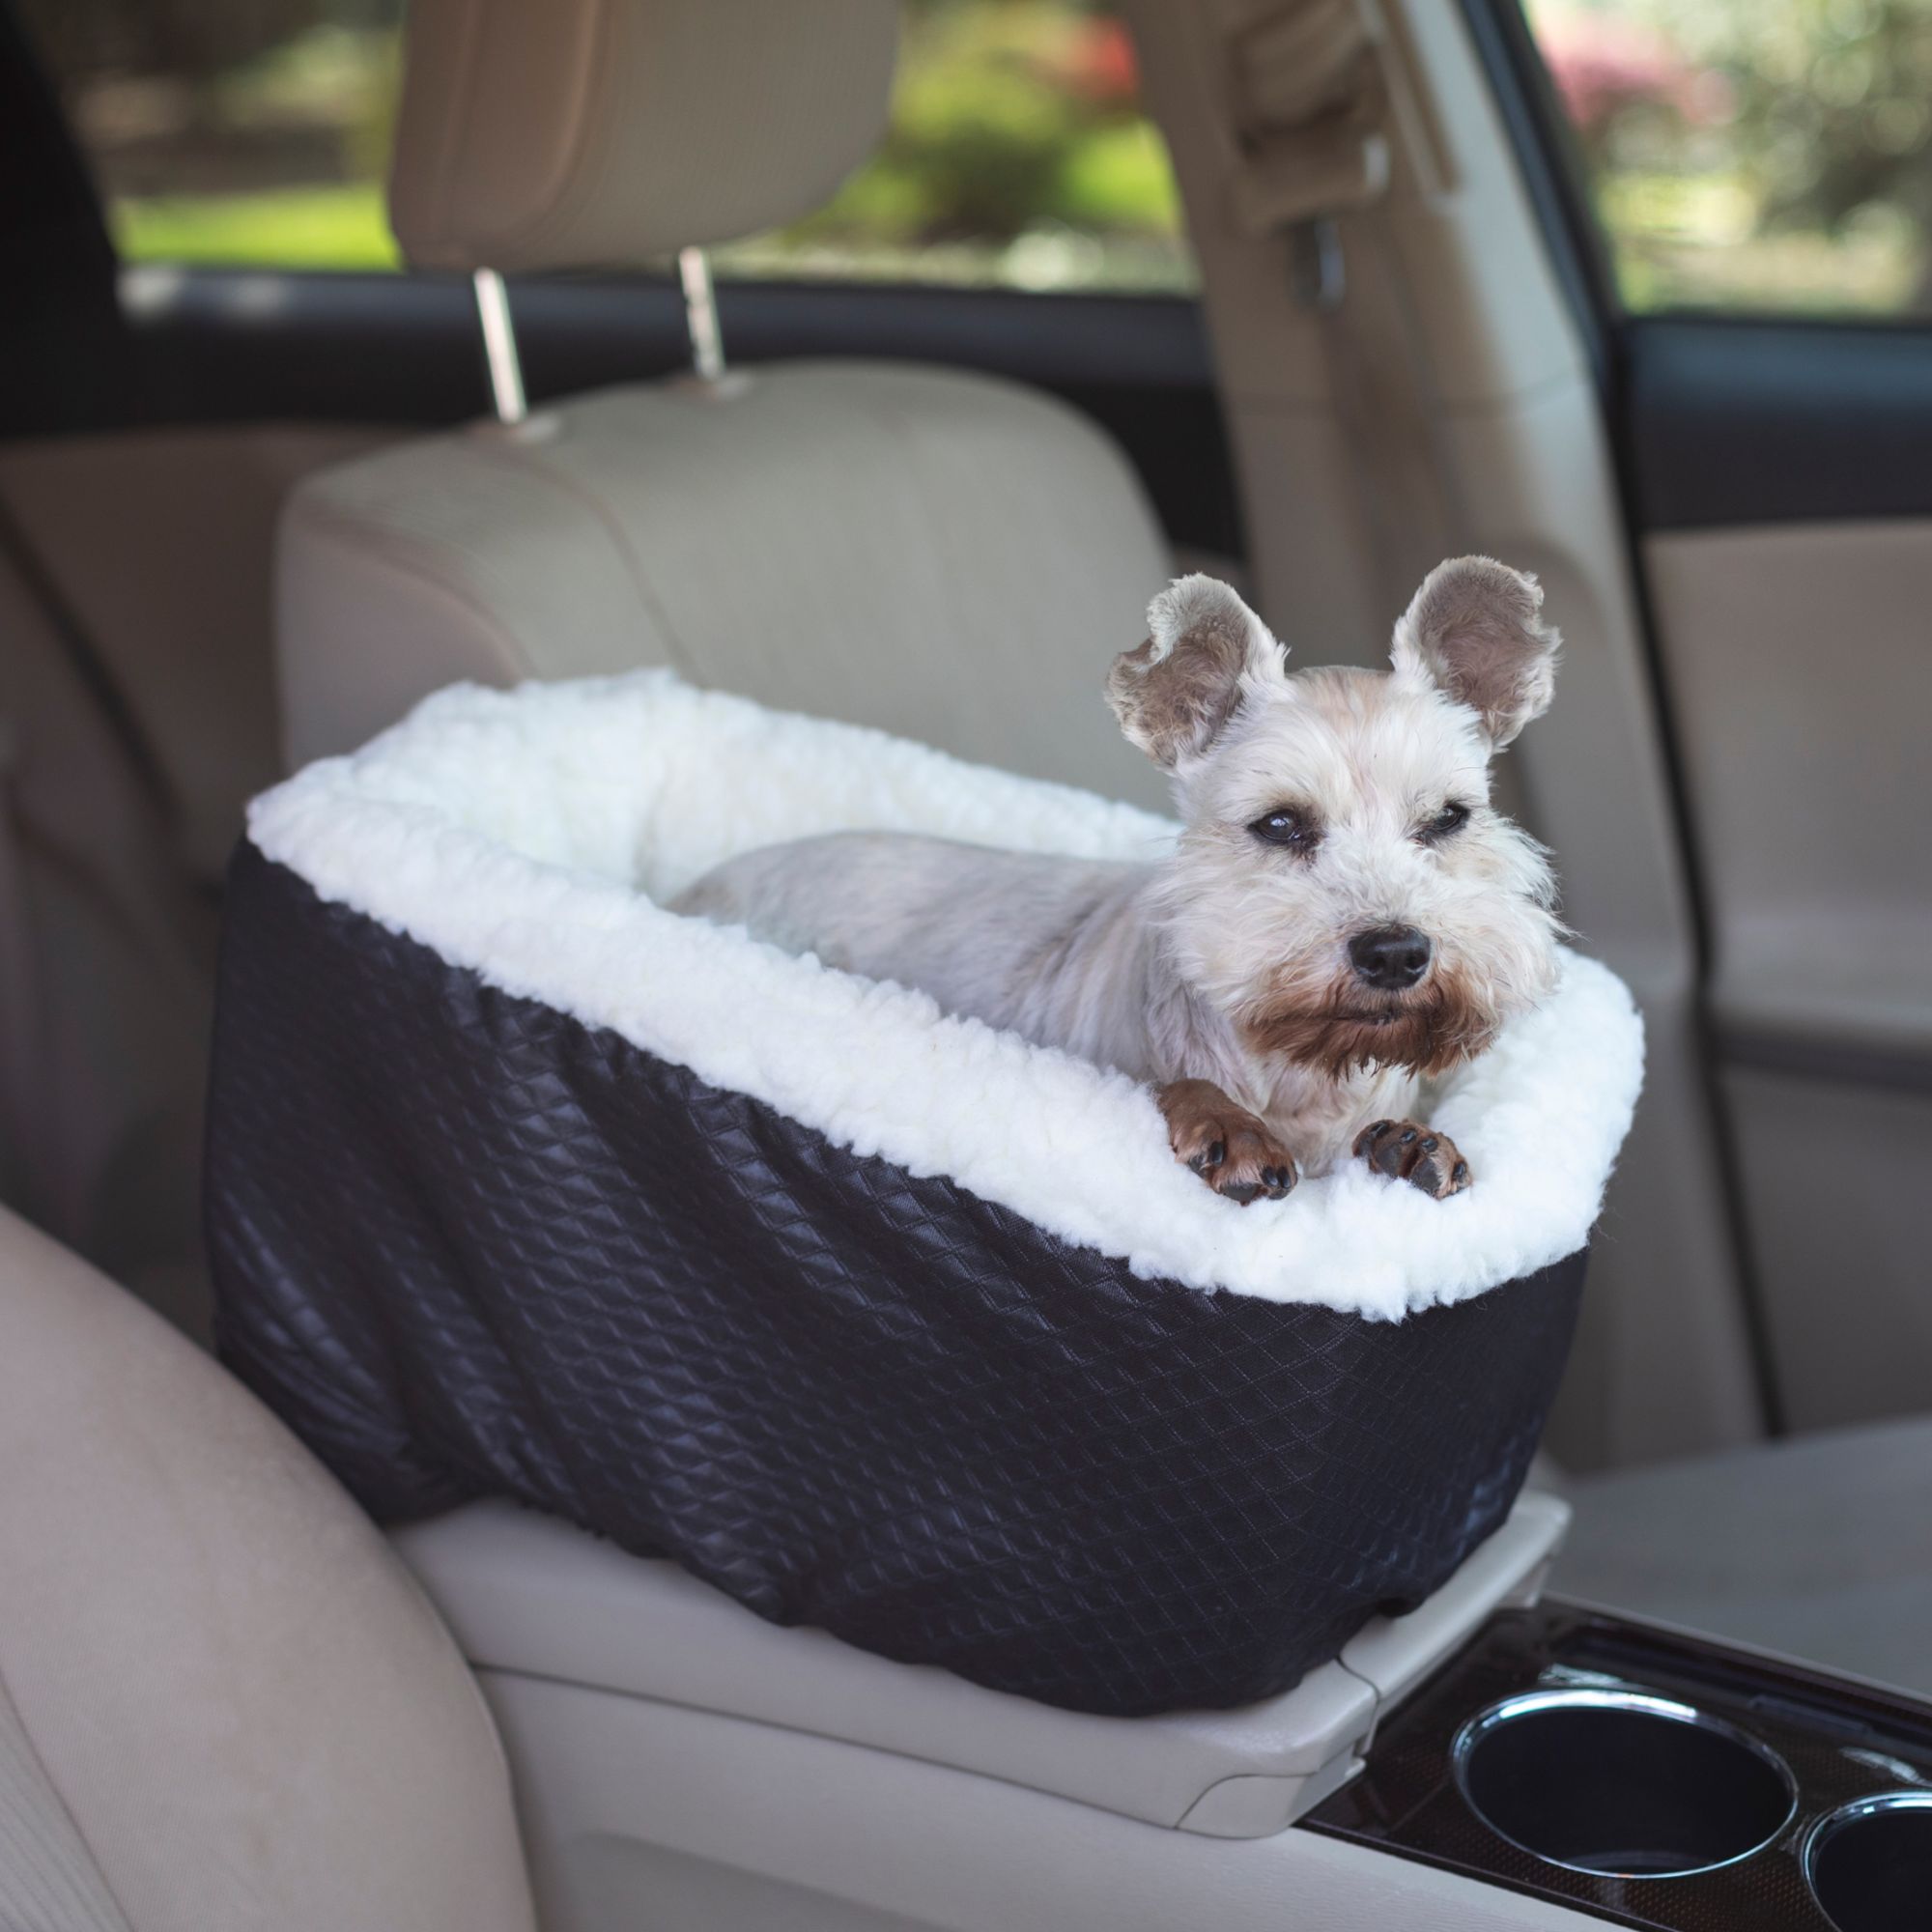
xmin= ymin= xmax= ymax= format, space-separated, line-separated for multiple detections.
xmin=1350 ymin=924 xmax=1432 ymax=991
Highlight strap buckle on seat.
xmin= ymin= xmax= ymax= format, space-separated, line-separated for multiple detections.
xmin=1291 ymin=213 xmax=1349 ymax=313
xmin=1220 ymin=0 xmax=1398 ymax=310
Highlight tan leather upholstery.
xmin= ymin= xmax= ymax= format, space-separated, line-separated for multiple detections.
xmin=392 ymin=1492 xmax=1565 ymax=1848
xmin=285 ymin=0 xmax=1172 ymax=796
xmin=0 ymin=430 xmax=389 ymax=883
xmin=279 ymin=362 xmax=1174 ymax=807
xmin=0 ymin=1208 xmax=536 ymax=1932
xmin=0 ymin=1672 xmax=131 ymax=1932
xmin=0 ymin=428 xmax=391 ymax=1339
xmin=389 ymin=0 xmax=898 ymax=271
xmin=0 ymin=535 xmax=209 ymax=1329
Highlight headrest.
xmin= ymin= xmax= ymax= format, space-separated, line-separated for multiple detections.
xmin=388 ymin=0 xmax=899 ymax=273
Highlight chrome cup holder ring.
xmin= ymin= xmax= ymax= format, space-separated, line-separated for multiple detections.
xmin=1803 ymin=1789 xmax=1932 ymax=1932
xmin=1450 ymin=1687 xmax=1801 ymax=1881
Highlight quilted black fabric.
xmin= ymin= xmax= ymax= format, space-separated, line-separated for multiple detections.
xmin=207 ymin=843 xmax=1585 ymax=1717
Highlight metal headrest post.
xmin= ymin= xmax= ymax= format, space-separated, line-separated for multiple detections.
xmin=678 ymin=246 xmax=726 ymax=383
xmin=472 ymin=268 xmax=527 ymax=426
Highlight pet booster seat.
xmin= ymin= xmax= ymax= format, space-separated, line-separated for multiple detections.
xmin=207 ymin=671 xmax=1643 ymax=1718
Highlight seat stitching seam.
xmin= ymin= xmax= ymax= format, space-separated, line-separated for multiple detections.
xmin=0 ymin=1662 xmax=136 ymax=1930
xmin=464 ymin=426 xmax=697 ymax=678
xmin=288 ymin=499 xmax=537 ymax=683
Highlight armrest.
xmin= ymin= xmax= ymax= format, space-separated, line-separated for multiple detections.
xmin=394 ymin=1490 xmax=1568 ymax=1839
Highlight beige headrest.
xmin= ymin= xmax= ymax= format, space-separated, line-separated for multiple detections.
xmin=389 ymin=0 xmax=899 ymax=273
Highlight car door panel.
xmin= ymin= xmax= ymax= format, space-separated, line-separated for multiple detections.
xmin=1634 ymin=460 xmax=1932 ymax=1432
xmin=1463 ymin=0 xmax=1932 ymax=1440
xmin=1627 ymin=321 xmax=1932 ymax=530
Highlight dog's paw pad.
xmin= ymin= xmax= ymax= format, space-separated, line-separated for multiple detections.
xmin=1355 ymin=1120 xmax=1470 ymax=1199
xmin=1159 ymin=1083 xmax=1298 ymax=1206
xmin=1205 ymin=1130 xmax=1297 ymax=1204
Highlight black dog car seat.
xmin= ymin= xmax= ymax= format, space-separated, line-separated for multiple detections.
xmin=207 ymin=671 xmax=1642 ymax=1716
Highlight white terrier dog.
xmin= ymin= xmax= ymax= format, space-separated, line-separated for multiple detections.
xmin=677 ymin=558 xmax=1563 ymax=1203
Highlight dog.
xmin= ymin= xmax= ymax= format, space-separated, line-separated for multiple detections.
xmin=675 ymin=557 xmax=1563 ymax=1204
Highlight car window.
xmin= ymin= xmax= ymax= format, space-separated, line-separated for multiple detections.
xmin=22 ymin=0 xmax=1194 ymax=295
xmin=19 ymin=0 xmax=406 ymax=270
xmin=715 ymin=4 xmax=1194 ymax=293
xmin=1522 ymin=0 xmax=1932 ymax=319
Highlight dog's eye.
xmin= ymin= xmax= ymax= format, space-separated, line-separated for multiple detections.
xmin=1419 ymin=800 xmax=1472 ymax=843
xmin=1249 ymin=806 xmax=1320 ymax=853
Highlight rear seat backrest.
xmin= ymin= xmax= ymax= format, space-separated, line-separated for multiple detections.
xmin=0 ymin=518 xmax=212 ymax=1329
xmin=0 ymin=427 xmax=391 ymax=1338
xmin=275 ymin=0 xmax=1175 ymax=812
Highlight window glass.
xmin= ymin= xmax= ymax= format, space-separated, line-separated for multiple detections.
xmin=23 ymin=0 xmax=1194 ymax=294
xmin=1524 ymin=0 xmax=1932 ymax=318
xmin=20 ymin=0 xmax=404 ymax=270
xmin=715 ymin=2 xmax=1195 ymax=292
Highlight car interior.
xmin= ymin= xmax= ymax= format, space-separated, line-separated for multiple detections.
xmin=4 ymin=0 xmax=1932 ymax=1926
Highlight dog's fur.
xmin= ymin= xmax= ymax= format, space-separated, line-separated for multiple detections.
xmin=676 ymin=559 xmax=1563 ymax=1203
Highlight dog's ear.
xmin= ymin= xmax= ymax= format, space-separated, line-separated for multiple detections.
xmin=1107 ymin=575 xmax=1286 ymax=768
xmin=1391 ymin=556 xmax=1559 ymax=749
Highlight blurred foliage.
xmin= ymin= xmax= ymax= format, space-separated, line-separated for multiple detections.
xmin=1527 ymin=0 xmax=1932 ymax=314
xmin=720 ymin=1 xmax=1190 ymax=288
xmin=114 ymin=184 xmax=398 ymax=268
xmin=28 ymin=0 xmax=1192 ymax=293
xmin=18 ymin=0 xmax=335 ymax=85
xmin=38 ymin=0 xmax=1932 ymax=310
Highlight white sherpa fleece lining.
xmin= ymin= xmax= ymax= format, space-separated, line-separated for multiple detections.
xmin=248 ymin=670 xmax=1644 ymax=1320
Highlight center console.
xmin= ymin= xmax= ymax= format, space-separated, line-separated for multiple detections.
xmin=1307 ymin=1600 xmax=1932 ymax=1930
xmin=395 ymin=1492 xmax=1931 ymax=1932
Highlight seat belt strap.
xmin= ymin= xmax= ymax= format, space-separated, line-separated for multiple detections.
xmin=1218 ymin=0 xmax=1465 ymax=600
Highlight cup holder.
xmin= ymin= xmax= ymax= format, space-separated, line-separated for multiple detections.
xmin=1452 ymin=1689 xmax=1798 ymax=1879
xmin=1805 ymin=1793 xmax=1932 ymax=1932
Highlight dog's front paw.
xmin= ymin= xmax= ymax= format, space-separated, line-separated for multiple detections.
xmin=1156 ymin=1080 xmax=1297 ymax=1205
xmin=1354 ymin=1120 xmax=1470 ymax=1199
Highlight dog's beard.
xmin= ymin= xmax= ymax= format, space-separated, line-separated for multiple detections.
xmin=1239 ymin=971 xmax=1498 ymax=1080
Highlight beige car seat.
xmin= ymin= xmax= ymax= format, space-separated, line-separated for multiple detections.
xmin=275 ymin=0 xmax=1175 ymax=815
xmin=0 ymin=1206 xmax=535 ymax=1932
xmin=0 ymin=426 xmax=387 ymax=1340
